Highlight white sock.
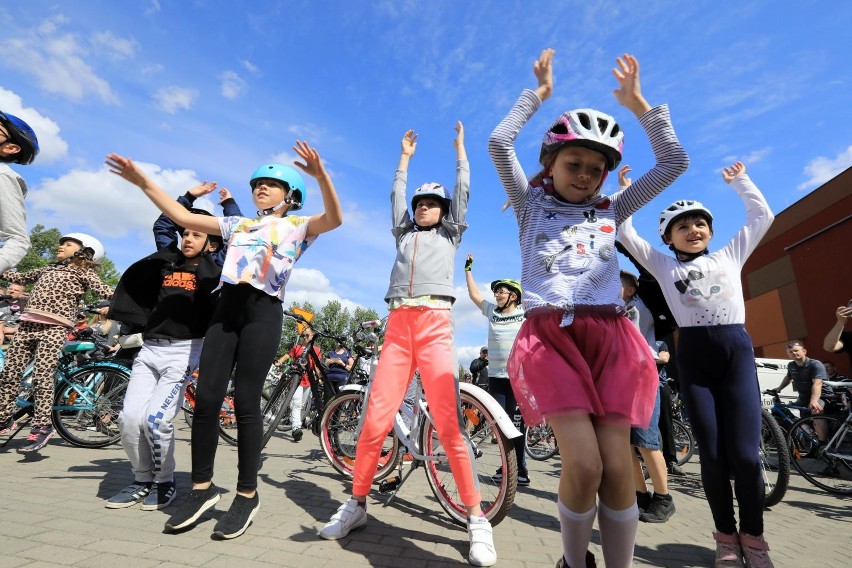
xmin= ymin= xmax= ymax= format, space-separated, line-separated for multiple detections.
xmin=597 ymin=501 xmax=639 ymax=568
xmin=557 ymin=498 xmax=596 ymax=568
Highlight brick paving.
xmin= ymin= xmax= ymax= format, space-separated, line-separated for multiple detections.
xmin=1 ymin=422 xmax=849 ymax=567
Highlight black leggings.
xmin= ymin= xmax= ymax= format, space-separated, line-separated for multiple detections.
xmin=191 ymin=284 xmax=282 ymax=492
xmin=488 ymin=377 xmax=527 ymax=473
xmin=677 ymin=324 xmax=763 ymax=536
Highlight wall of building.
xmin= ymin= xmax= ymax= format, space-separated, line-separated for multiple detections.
xmin=742 ymin=167 xmax=852 ymax=374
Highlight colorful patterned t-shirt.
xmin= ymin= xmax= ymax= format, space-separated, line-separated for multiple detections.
xmin=217 ymin=214 xmax=315 ymax=301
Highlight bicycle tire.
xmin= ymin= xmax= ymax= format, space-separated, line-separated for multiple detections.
xmin=217 ymin=392 xmax=239 ymax=446
xmin=52 ymin=365 xmax=130 ymax=448
xmin=760 ymin=408 xmax=790 ymax=507
xmin=260 ymin=374 xmax=299 ymax=449
xmin=524 ymin=422 xmax=558 ymax=461
xmin=672 ymin=419 xmax=695 ymax=466
xmin=788 ymin=415 xmax=852 ymax=495
xmin=421 ymin=391 xmax=517 ymax=527
xmin=319 ymin=390 xmax=400 ymax=482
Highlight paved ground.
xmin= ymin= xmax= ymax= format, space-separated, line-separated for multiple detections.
xmin=1 ymin=422 xmax=849 ymax=568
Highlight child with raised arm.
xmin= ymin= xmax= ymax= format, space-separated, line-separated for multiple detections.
xmin=488 ymin=49 xmax=689 ymax=568
xmin=0 ymin=233 xmax=112 ymax=452
xmin=320 ymin=123 xmax=497 ymax=567
xmin=618 ymin=162 xmax=776 ymax=567
xmin=107 ymin=141 xmax=342 ymax=540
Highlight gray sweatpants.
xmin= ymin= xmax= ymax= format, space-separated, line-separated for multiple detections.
xmin=118 ymin=338 xmax=203 ymax=483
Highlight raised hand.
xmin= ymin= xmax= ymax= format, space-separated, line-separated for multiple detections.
xmin=293 ymin=140 xmax=327 ymax=180
xmin=722 ymin=161 xmax=746 ymax=183
xmin=218 ymin=187 xmax=233 ymax=203
xmin=837 ymin=303 xmax=852 ymax=322
xmin=401 ymin=130 xmax=417 ymax=157
xmin=612 ymin=54 xmax=650 ymax=116
xmin=618 ymin=165 xmax=633 ymax=187
xmin=534 ymin=48 xmax=555 ymax=102
xmin=188 ymin=181 xmax=217 ymax=197
xmin=465 ymin=253 xmax=474 ymax=272
xmin=105 ymin=153 xmax=149 ymax=188
xmin=454 ymin=121 xmax=467 ymax=161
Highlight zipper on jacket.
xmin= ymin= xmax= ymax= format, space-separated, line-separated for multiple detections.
xmin=408 ymin=232 xmax=419 ymax=297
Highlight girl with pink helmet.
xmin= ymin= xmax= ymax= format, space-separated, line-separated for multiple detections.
xmin=489 ymin=49 xmax=689 ymax=567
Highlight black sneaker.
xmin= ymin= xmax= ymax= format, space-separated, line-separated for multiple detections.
xmin=491 ymin=468 xmax=503 ymax=483
xmin=667 ymin=462 xmax=686 ymax=476
xmin=292 ymin=428 xmax=303 ymax=442
xmin=105 ymin=481 xmax=153 ymax=509
xmin=164 ymin=485 xmax=220 ymax=532
xmin=211 ymin=492 xmax=260 ymax=540
xmin=17 ymin=425 xmax=55 ymax=453
xmin=555 ymin=550 xmax=597 ymax=567
xmin=640 ymin=493 xmax=675 ymax=523
xmin=636 ymin=491 xmax=652 ymax=515
xmin=142 ymin=481 xmax=177 ymax=511
xmin=518 ymin=471 xmax=531 ymax=487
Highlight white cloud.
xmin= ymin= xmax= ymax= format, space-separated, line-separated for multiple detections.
xmin=152 ymin=86 xmax=198 ymax=114
xmin=145 ymin=0 xmax=161 ymax=16
xmin=2 ymin=34 xmax=119 ymax=104
xmin=721 ymin=148 xmax=771 ymax=166
xmin=241 ymin=60 xmax=260 ymax=75
xmin=141 ymin=63 xmax=164 ymax=75
xmin=798 ymin=145 xmax=852 ymax=190
xmin=284 ymin=267 xmax=370 ymax=314
xmin=219 ymin=70 xmax=247 ymax=100
xmin=287 ymin=123 xmax=324 ymax=142
xmin=27 ymin=161 xmax=201 ymax=238
xmin=0 ymin=87 xmax=68 ymax=163
xmin=90 ymin=31 xmax=137 ymax=61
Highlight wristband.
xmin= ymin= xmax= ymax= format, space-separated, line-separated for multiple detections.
xmin=464 ymin=258 xmax=473 ymax=272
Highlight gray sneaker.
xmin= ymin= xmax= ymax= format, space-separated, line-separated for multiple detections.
xmin=105 ymin=482 xmax=153 ymax=509
xmin=141 ymin=481 xmax=177 ymax=511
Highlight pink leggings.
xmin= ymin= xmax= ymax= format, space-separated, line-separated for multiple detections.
xmin=352 ymin=307 xmax=481 ymax=505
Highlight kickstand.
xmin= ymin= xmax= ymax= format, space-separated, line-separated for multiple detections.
xmin=379 ymin=459 xmax=420 ymax=507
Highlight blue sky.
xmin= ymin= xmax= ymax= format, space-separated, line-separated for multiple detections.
xmin=3 ymin=1 xmax=851 ymax=364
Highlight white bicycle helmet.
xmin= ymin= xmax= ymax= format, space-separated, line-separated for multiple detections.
xmin=60 ymin=232 xmax=105 ymax=261
xmin=410 ymin=182 xmax=451 ymax=211
xmin=539 ymin=108 xmax=624 ymax=171
xmin=658 ymin=200 xmax=713 ymax=240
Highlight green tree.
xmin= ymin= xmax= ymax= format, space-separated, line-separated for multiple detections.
xmin=278 ymin=300 xmax=381 ymax=361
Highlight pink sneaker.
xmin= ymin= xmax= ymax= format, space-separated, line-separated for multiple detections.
xmin=712 ymin=532 xmax=744 ymax=568
xmin=739 ymin=533 xmax=775 ymax=568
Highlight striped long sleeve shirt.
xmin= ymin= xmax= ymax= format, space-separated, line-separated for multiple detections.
xmin=488 ymin=89 xmax=689 ymax=325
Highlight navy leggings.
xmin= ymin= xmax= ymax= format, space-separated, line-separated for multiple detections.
xmin=191 ymin=284 xmax=283 ymax=492
xmin=677 ymin=324 xmax=763 ymax=536
xmin=488 ymin=377 xmax=527 ymax=473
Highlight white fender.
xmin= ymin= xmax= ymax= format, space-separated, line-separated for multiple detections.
xmin=460 ymin=382 xmax=523 ymax=439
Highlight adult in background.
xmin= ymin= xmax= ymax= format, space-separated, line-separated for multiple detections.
xmin=469 ymin=347 xmax=489 ymax=390
xmin=0 ymin=111 xmax=38 ymax=274
xmin=823 ymin=300 xmax=852 ymax=371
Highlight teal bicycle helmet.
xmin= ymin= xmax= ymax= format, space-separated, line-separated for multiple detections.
xmin=250 ymin=163 xmax=306 ymax=212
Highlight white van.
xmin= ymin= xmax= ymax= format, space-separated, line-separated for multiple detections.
xmin=755 ymin=358 xmax=793 ymax=405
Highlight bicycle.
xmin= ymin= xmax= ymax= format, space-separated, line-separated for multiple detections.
xmin=786 ymin=381 xmax=852 ymax=495
xmin=2 ymin=327 xmax=132 ymax=448
xmin=320 ymin=367 xmax=522 ymax=527
xmin=181 ymin=369 xmax=239 ymax=446
xmin=524 ymin=420 xmax=558 ymax=461
xmin=260 ymin=311 xmax=372 ymax=449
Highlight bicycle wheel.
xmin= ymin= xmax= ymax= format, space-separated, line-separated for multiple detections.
xmin=788 ymin=415 xmax=852 ymax=495
xmin=672 ymin=419 xmax=696 ymax=465
xmin=421 ymin=391 xmax=517 ymax=527
xmin=217 ymin=387 xmax=239 ymax=446
xmin=260 ymin=374 xmax=299 ymax=449
xmin=524 ymin=421 xmax=558 ymax=461
xmin=319 ymin=390 xmax=399 ymax=481
xmin=760 ymin=408 xmax=790 ymax=507
xmin=52 ymin=365 xmax=130 ymax=448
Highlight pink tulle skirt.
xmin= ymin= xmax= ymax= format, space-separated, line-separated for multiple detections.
xmin=507 ymin=309 xmax=658 ymax=428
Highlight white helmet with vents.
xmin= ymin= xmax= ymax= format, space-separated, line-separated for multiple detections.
xmin=658 ymin=200 xmax=713 ymax=239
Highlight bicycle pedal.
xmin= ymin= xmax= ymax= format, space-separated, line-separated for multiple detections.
xmin=378 ymin=476 xmax=401 ymax=493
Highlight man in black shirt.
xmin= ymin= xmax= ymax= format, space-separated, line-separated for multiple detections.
xmin=470 ymin=347 xmax=489 ymax=389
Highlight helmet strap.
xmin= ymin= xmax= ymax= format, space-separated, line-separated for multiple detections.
xmin=257 ymin=194 xmax=291 ymax=217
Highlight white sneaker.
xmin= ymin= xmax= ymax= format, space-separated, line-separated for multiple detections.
xmin=467 ymin=516 xmax=497 ymax=566
xmin=319 ymin=499 xmax=368 ymax=540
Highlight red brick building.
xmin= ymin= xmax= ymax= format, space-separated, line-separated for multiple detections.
xmin=742 ymin=166 xmax=852 ymax=374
